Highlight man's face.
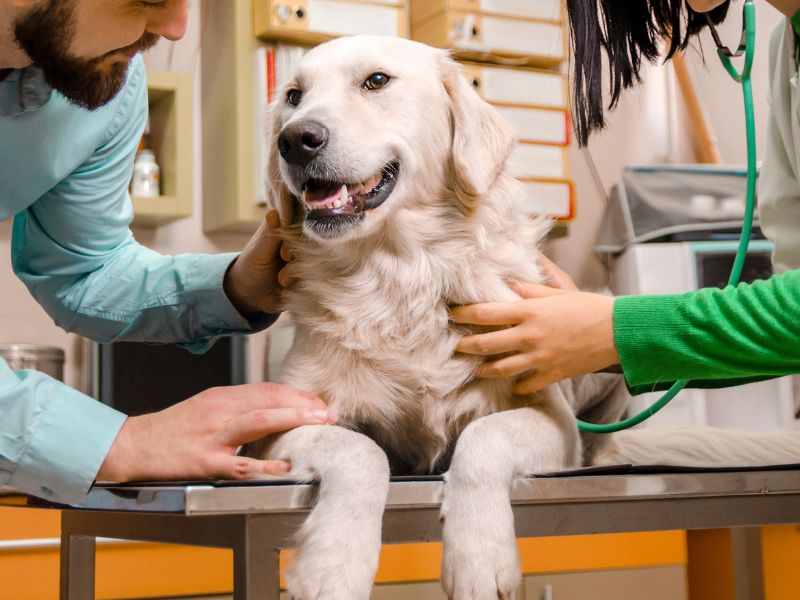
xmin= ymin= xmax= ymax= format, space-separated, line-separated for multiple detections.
xmin=13 ymin=0 xmax=188 ymax=110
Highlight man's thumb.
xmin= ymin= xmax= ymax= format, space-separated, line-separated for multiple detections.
xmin=258 ymin=209 xmax=282 ymax=253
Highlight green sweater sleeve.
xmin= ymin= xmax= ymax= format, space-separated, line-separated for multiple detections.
xmin=613 ymin=269 xmax=800 ymax=388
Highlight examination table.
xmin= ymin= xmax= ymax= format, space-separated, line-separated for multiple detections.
xmin=4 ymin=464 xmax=800 ymax=600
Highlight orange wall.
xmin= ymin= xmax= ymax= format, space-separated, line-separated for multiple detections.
xmin=0 ymin=506 xmax=686 ymax=599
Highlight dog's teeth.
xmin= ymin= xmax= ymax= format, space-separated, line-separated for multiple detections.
xmin=334 ymin=198 xmax=343 ymax=208
xmin=339 ymin=184 xmax=348 ymax=203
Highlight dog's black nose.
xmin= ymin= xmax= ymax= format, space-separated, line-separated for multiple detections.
xmin=277 ymin=120 xmax=329 ymax=167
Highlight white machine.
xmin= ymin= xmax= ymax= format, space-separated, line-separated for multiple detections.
xmin=612 ymin=239 xmax=797 ymax=431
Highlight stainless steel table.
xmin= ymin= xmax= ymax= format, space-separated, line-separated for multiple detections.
xmin=10 ymin=467 xmax=800 ymax=600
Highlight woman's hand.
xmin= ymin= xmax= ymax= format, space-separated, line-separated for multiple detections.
xmin=538 ymin=255 xmax=579 ymax=291
xmin=452 ymin=281 xmax=620 ymax=394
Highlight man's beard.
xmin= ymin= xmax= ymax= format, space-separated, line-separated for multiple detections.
xmin=13 ymin=1 xmax=159 ymax=110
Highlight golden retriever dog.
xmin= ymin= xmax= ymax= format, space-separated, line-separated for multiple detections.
xmin=249 ymin=35 xmax=800 ymax=600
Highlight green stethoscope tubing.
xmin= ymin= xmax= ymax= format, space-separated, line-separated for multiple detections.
xmin=576 ymin=1 xmax=757 ymax=434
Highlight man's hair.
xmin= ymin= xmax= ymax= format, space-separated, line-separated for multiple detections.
xmin=566 ymin=0 xmax=731 ymax=146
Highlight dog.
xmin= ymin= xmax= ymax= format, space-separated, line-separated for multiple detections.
xmin=248 ymin=35 xmax=800 ymax=600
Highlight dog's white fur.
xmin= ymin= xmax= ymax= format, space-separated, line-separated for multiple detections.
xmin=250 ymin=36 xmax=800 ymax=600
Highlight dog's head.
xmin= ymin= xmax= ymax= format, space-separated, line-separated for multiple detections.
xmin=267 ymin=35 xmax=516 ymax=243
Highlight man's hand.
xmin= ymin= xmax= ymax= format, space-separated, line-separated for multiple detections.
xmin=452 ymin=281 xmax=619 ymax=394
xmin=97 ymin=382 xmax=336 ymax=483
xmin=223 ymin=210 xmax=291 ymax=316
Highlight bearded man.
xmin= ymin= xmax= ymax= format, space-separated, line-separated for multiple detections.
xmin=0 ymin=0 xmax=334 ymax=504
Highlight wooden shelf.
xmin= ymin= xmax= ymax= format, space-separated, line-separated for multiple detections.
xmin=199 ymin=2 xmax=267 ymax=233
xmin=132 ymin=70 xmax=194 ymax=226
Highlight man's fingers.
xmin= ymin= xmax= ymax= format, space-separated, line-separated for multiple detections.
xmin=451 ymin=302 xmax=526 ymax=326
xmin=278 ymin=263 xmax=295 ymax=288
xmin=476 ymin=352 xmax=536 ymax=379
xmin=456 ymin=327 xmax=526 ymax=355
xmin=224 ymin=407 xmax=337 ymax=446
xmin=228 ymin=382 xmax=325 ymax=410
xmin=279 ymin=242 xmax=294 ymax=262
xmin=214 ymin=455 xmax=293 ymax=480
xmin=258 ymin=209 xmax=282 ymax=255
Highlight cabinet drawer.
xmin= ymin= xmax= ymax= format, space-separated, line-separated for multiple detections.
xmin=411 ymin=10 xmax=565 ymax=66
xmin=493 ymin=105 xmax=569 ymax=145
xmin=254 ymin=0 xmax=408 ymax=43
xmin=517 ymin=178 xmax=575 ymax=220
xmin=508 ymin=144 xmax=568 ymax=179
xmin=411 ymin=0 xmax=562 ymax=25
xmin=460 ymin=63 xmax=567 ymax=109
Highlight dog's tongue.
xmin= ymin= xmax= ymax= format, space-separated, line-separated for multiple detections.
xmin=303 ymin=184 xmax=347 ymax=208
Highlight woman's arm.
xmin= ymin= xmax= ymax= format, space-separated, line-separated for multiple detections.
xmin=453 ymin=270 xmax=800 ymax=393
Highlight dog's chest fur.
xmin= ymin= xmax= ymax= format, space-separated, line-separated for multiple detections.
xmin=280 ymin=184 xmax=549 ymax=472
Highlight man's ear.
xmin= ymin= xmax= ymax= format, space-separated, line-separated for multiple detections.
xmin=441 ymin=56 xmax=516 ymax=211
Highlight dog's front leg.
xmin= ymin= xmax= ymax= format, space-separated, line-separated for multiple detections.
xmin=440 ymin=391 xmax=579 ymax=600
xmin=256 ymin=424 xmax=390 ymax=600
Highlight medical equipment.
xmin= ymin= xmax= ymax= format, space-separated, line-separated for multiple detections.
xmin=578 ymin=0 xmax=758 ymax=433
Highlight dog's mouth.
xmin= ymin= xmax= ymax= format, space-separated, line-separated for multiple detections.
xmin=300 ymin=161 xmax=399 ymax=221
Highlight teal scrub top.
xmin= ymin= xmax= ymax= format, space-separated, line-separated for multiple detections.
xmin=0 ymin=55 xmax=272 ymax=504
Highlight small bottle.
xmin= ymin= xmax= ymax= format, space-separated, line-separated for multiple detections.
xmin=131 ymin=149 xmax=161 ymax=198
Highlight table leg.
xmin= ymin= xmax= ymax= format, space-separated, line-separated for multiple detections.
xmin=731 ymin=527 xmax=764 ymax=600
xmin=233 ymin=517 xmax=282 ymax=600
xmin=59 ymin=533 xmax=96 ymax=600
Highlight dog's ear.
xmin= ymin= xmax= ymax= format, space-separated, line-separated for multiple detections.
xmin=442 ymin=56 xmax=516 ymax=210
xmin=265 ymin=100 xmax=298 ymax=227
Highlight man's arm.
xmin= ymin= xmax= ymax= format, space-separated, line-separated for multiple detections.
xmin=11 ymin=56 xmax=278 ymax=350
xmin=0 ymin=358 xmax=126 ymax=504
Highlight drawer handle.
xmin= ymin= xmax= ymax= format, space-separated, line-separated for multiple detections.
xmin=471 ymin=25 xmax=480 ymax=37
xmin=471 ymin=78 xmax=481 ymax=90
xmin=295 ymin=6 xmax=305 ymax=19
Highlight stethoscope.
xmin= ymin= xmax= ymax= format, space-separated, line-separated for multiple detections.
xmin=578 ymin=0 xmax=758 ymax=434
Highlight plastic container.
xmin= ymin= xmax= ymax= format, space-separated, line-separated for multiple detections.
xmin=130 ymin=149 xmax=161 ymax=198
xmin=0 ymin=344 xmax=65 ymax=381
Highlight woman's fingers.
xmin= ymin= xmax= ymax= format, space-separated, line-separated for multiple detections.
xmin=508 ymin=281 xmax=563 ymax=300
xmin=451 ymin=301 xmax=528 ymax=326
xmin=537 ymin=256 xmax=579 ymax=291
xmin=476 ymin=352 xmax=537 ymax=379
xmin=456 ymin=326 xmax=528 ymax=355
xmin=513 ymin=369 xmax=562 ymax=395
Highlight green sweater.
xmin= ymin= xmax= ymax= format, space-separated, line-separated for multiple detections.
xmin=614 ymin=269 xmax=800 ymax=392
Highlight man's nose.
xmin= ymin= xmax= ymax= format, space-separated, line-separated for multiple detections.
xmin=147 ymin=0 xmax=189 ymax=42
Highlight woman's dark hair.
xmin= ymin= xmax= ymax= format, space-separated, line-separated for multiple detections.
xmin=566 ymin=0 xmax=731 ymax=146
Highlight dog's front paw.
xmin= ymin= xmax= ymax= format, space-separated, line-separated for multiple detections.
xmin=288 ymin=547 xmax=376 ymax=600
xmin=440 ymin=489 xmax=520 ymax=600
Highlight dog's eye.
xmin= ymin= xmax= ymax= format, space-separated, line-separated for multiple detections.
xmin=363 ymin=73 xmax=390 ymax=91
xmin=287 ymin=89 xmax=303 ymax=107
